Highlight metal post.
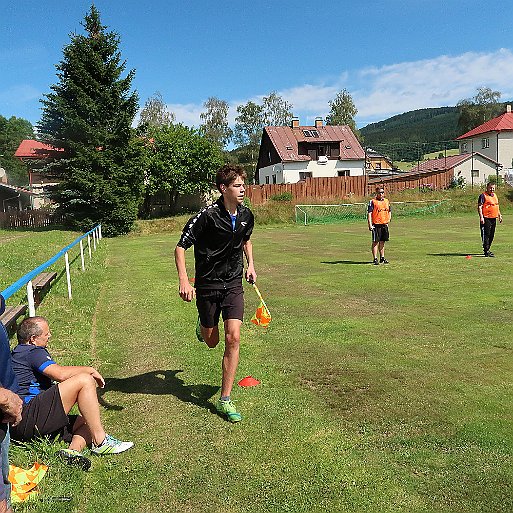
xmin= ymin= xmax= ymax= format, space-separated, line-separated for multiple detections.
xmin=27 ymin=281 xmax=36 ymax=317
xmin=93 ymin=230 xmax=97 ymax=250
xmin=65 ymin=251 xmax=72 ymax=299
xmin=98 ymin=225 xmax=102 ymax=240
xmin=79 ymin=239 xmax=85 ymax=271
xmin=87 ymin=235 xmax=92 ymax=259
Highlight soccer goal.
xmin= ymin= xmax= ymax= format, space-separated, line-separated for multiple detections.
xmin=295 ymin=200 xmax=449 ymax=225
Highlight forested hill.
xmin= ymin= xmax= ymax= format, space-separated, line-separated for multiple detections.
xmin=360 ymin=106 xmax=460 ymax=149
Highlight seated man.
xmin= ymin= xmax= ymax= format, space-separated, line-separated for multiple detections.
xmin=10 ymin=316 xmax=132 ymax=470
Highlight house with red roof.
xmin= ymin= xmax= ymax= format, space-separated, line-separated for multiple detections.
xmin=256 ymin=117 xmax=365 ymax=184
xmin=407 ymin=152 xmax=500 ymax=187
xmin=456 ymin=105 xmax=513 ymax=177
xmin=14 ymin=139 xmax=63 ymax=209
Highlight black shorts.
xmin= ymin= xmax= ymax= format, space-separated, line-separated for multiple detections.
xmin=372 ymin=224 xmax=390 ymax=242
xmin=196 ymin=285 xmax=244 ymax=328
xmin=10 ymin=385 xmax=78 ymax=444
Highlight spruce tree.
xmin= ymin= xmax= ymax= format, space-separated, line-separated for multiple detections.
xmin=38 ymin=5 xmax=144 ymax=236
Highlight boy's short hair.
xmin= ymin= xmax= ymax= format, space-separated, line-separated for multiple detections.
xmin=376 ymin=186 xmax=385 ymax=193
xmin=216 ymin=164 xmax=247 ymax=192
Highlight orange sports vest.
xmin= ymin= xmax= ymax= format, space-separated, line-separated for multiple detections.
xmin=482 ymin=192 xmax=499 ymax=218
xmin=371 ymin=198 xmax=391 ymax=224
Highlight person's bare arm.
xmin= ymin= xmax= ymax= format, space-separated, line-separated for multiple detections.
xmin=42 ymin=364 xmax=105 ymax=388
xmin=0 ymin=387 xmax=22 ymax=426
xmin=175 ymin=246 xmax=195 ymax=302
xmin=243 ymin=240 xmax=257 ymax=283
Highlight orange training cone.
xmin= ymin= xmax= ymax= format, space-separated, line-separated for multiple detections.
xmin=465 ymin=255 xmax=472 ymax=259
xmin=238 ymin=376 xmax=260 ymax=387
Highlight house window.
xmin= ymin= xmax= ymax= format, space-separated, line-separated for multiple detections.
xmin=310 ymin=130 xmax=319 ymax=138
xmin=318 ymin=146 xmax=326 ymax=156
xmin=303 ymin=130 xmax=312 ymax=137
xmin=338 ymin=170 xmax=350 ymax=177
xmin=461 ymin=142 xmax=468 ymax=152
xmin=331 ymin=145 xmax=340 ymax=158
xmin=481 ymin=138 xmax=489 ymax=149
xmin=272 ymin=174 xmax=277 ymax=184
xmin=299 ymin=172 xmax=312 ymax=181
xmin=375 ymin=162 xmax=382 ymax=170
xmin=471 ymin=169 xmax=479 ymax=178
xmin=265 ymin=176 xmax=270 ymax=184
xmin=268 ymin=151 xmax=272 ymax=163
xmin=308 ymin=149 xmax=317 ymax=160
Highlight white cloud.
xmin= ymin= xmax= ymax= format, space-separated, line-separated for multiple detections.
xmin=167 ymin=102 xmax=204 ymax=127
xmin=354 ymin=49 xmax=513 ymax=124
xmin=140 ymin=49 xmax=513 ymax=130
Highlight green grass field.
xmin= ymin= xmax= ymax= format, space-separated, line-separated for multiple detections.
xmin=2 ymin=212 xmax=512 ymax=513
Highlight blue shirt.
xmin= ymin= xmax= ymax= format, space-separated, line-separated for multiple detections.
xmin=11 ymin=345 xmax=56 ymax=403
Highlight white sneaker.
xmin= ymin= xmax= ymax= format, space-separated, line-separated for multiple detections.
xmin=91 ymin=434 xmax=133 ymax=455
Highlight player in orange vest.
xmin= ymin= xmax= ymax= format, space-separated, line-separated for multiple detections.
xmin=368 ymin=186 xmax=392 ymax=265
xmin=478 ymin=182 xmax=502 ymax=257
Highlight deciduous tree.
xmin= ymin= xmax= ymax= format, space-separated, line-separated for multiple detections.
xmin=0 ymin=115 xmax=34 ymax=186
xmin=262 ymin=91 xmax=293 ymax=126
xmin=138 ymin=92 xmax=175 ymax=131
xmin=38 ymin=5 xmax=143 ymax=236
xmin=326 ymin=89 xmax=360 ymax=140
xmin=457 ymin=87 xmax=502 ymax=135
xmin=199 ymin=97 xmax=233 ymax=149
xmin=142 ymin=124 xmax=223 ymax=217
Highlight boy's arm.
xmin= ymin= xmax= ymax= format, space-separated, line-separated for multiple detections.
xmin=175 ymin=246 xmax=195 ymax=302
xmin=243 ymin=240 xmax=256 ymax=283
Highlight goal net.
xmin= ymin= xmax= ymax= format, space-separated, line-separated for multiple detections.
xmin=295 ymin=200 xmax=449 ymax=225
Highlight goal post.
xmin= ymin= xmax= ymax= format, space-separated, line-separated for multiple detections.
xmin=295 ymin=200 xmax=449 ymax=225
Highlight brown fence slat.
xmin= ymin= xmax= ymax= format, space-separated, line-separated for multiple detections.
xmin=245 ymin=169 xmax=452 ymax=206
xmin=0 ymin=211 xmax=63 ymax=229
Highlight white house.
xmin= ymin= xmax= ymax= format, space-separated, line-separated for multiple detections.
xmin=456 ymin=105 xmax=513 ymax=178
xmin=408 ymin=152 xmax=500 ymax=186
xmin=256 ymin=117 xmax=365 ymax=184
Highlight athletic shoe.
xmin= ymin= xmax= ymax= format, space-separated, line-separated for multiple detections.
xmin=380 ymin=257 xmax=389 ymax=264
xmin=57 ymin=449 xmax=91 ymax=471
xmin=91 ymin=434 xmax=133 ymax=455
xmin=487 ymin=251 xmax=495 ymax=257
xmin=373 ymin=258 xmax=379 ymax=265
xmin=216 ymin=399 xmax=242 ymax=423
xmin=196 ymin=316 xmax=205 ymax=343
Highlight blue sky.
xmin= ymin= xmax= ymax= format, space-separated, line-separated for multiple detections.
xmin=2 ymin=0 xmax=513 ymax=130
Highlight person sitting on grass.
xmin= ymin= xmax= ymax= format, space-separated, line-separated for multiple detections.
xmin=10 ymin=316 xmax=133 ymax=470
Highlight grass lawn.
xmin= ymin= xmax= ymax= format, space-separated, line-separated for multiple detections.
xmin=2 ymin=213 xmax=512 ymax=513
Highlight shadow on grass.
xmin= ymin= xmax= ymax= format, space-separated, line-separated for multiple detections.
xmin=427 ymin=253 xmax=485 ymax=257
xmin=98 ymin=370 xmax=220 ymax=414
xmin=321 ymin=260 xmax=371 ymax=265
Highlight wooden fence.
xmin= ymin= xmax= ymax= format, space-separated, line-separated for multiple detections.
xmin=368 ymin=168 xmax=454 ymax=194
xmin=0 ymin=210 xmax=63 ymax=229
xmin=245 ymin=176 xmax=367 ymax=205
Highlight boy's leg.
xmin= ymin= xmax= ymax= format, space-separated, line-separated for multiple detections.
xmin=379 ymin=241 xmax=385 ymax=258
xmin=200 ymin=324 xmax=220 ymax=348
xmin=221 ymin=319 xmax=242 ymax=398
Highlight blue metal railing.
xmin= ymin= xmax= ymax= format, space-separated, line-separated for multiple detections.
xmin=1 ymin=225 xmax=101 ymax=301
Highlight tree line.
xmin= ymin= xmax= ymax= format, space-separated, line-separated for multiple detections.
xmin=0 ymin=4 xmax=508 ymax=235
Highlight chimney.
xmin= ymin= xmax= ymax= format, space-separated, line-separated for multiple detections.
xmin=507 ymin=105 xmax=512 ymax=113
xmin=315 ymin=117 xmax=323 ymax=128
xmin=291 ymin=117 xmax=299 ymax=128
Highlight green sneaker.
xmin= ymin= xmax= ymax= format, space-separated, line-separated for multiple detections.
xmin=196 ymin=316 xmax=205 ymax=343
xmin=216 ymin=399 xmax=242 ymax=423
xmin=57 ymin=448 xmax=91 ymax=471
